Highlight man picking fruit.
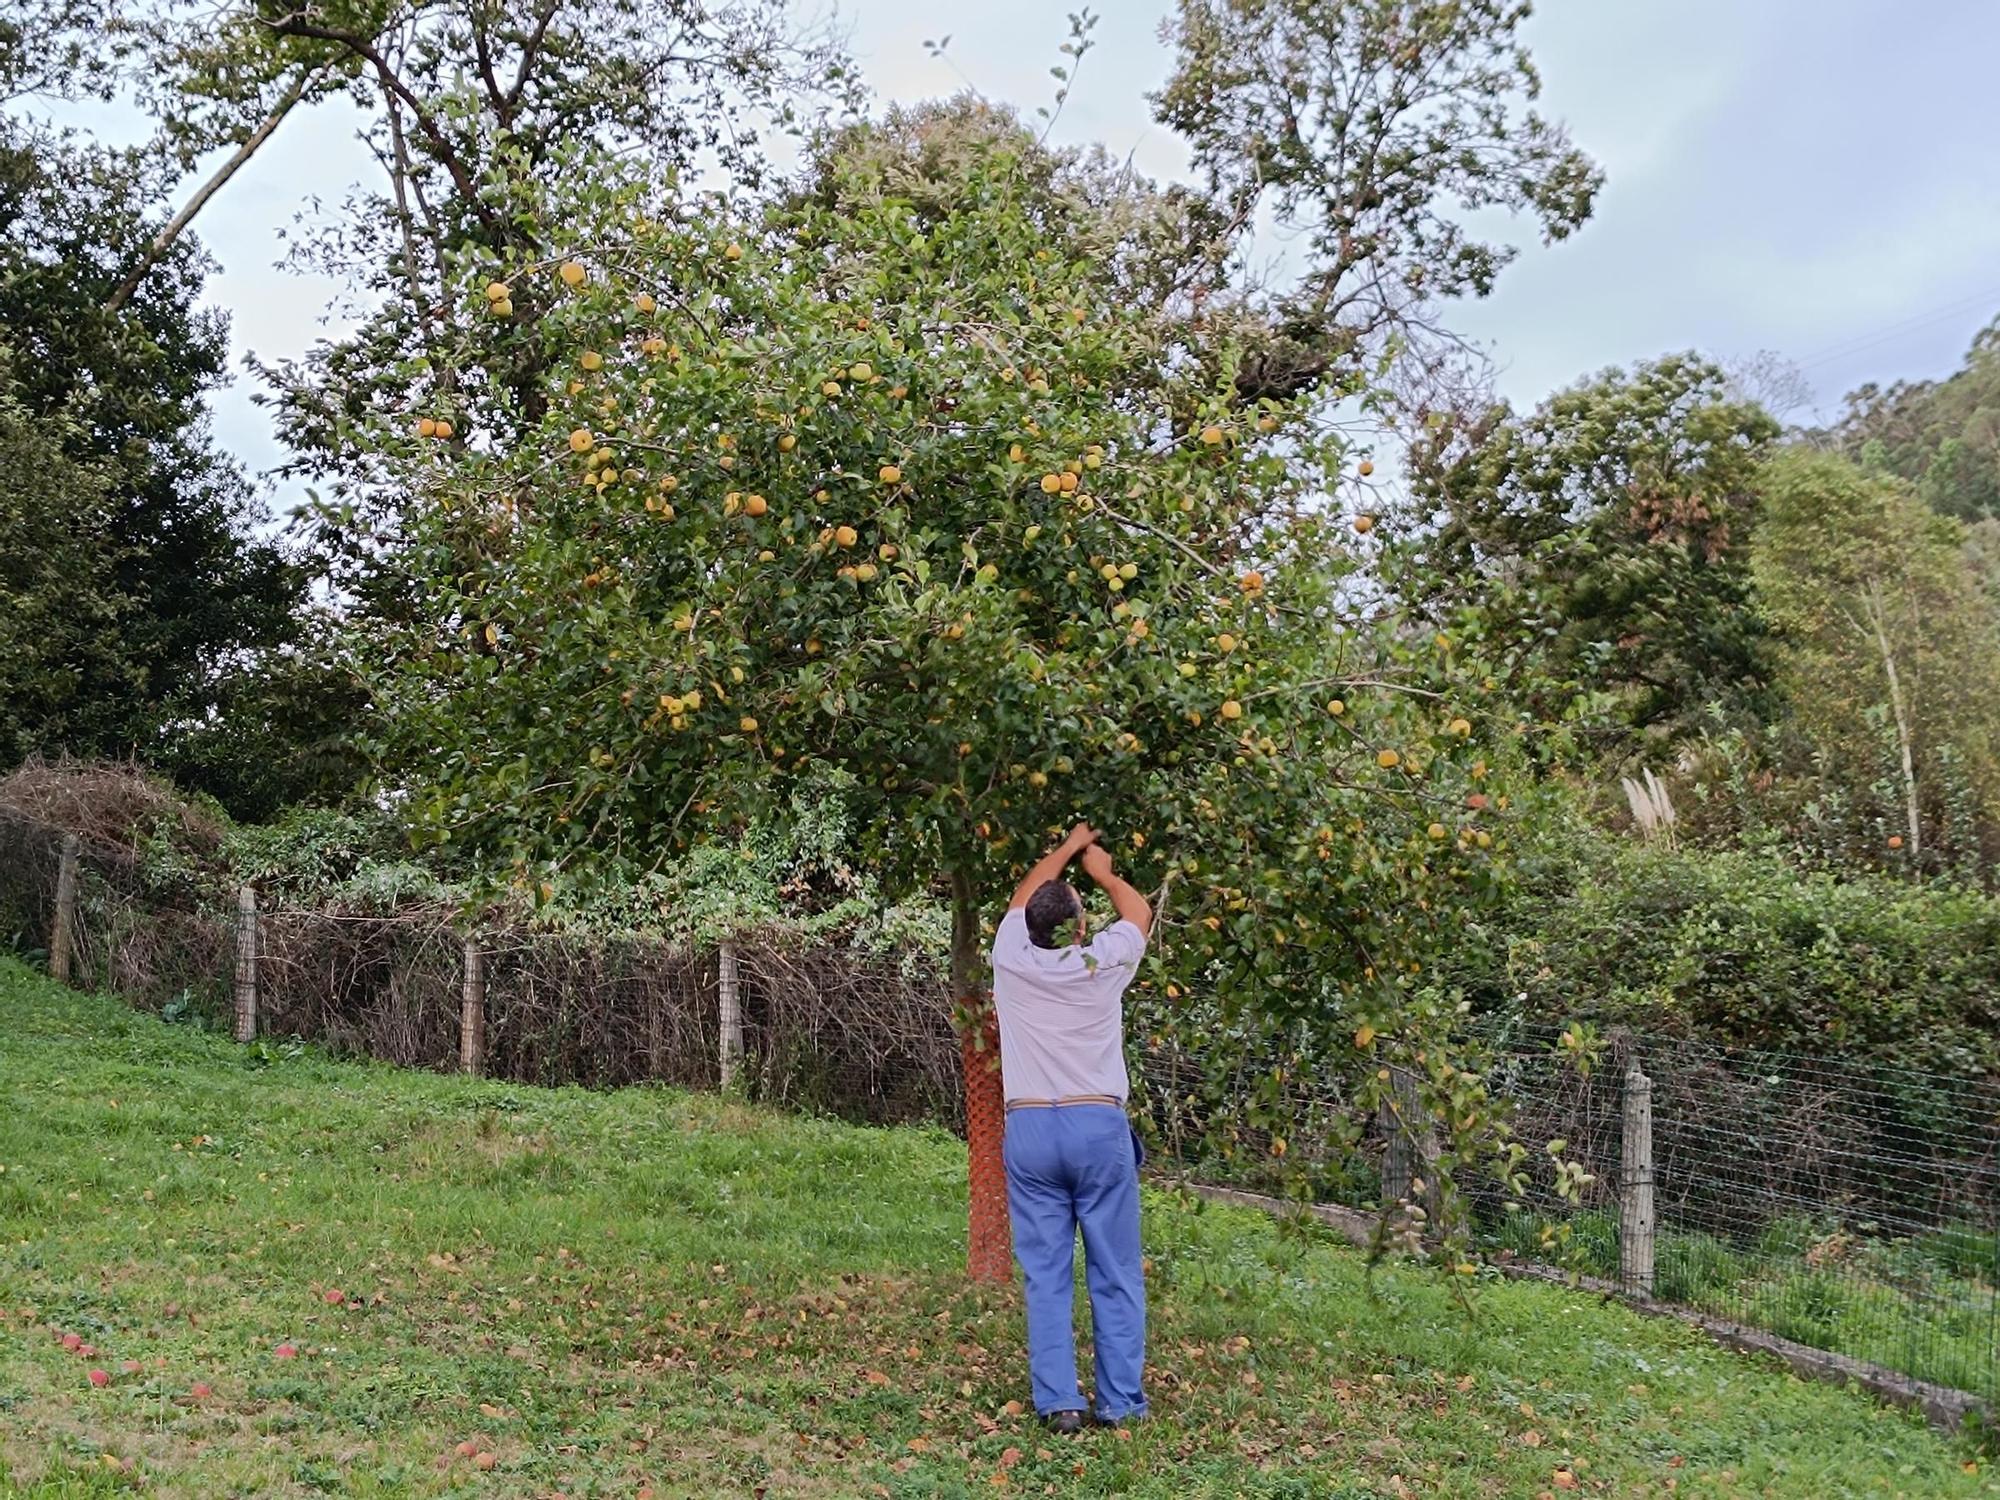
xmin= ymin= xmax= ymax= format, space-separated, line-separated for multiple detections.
xmin=991 ymin=823 xmax=1154 ymax=1433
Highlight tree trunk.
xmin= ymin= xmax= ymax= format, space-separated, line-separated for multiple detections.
xmin=1862 ymin=581 xmax=1922 ymax=863
xmin=104 ymin=71 xmax=315 ymax=314
xmin=1379 ymin=1066 xmax=1439 ymax=1226
xmin=953 ymin=871 xmax=1012 ymax=1284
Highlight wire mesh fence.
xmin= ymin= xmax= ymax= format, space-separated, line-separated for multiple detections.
xmin=0 ymin=805 xmax=960 ymax=1126
xmin=1479 ymin=1022 xmax=2000 ymax=1402
xmin=5 ymin=802 xmax=1999 ymax=1405
xmin=0 ymin=806 xmax=236 ymax=1019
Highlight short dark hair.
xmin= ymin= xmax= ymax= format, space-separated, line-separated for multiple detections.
xmin=1024 ymin=880 xmax=1083 ymax=949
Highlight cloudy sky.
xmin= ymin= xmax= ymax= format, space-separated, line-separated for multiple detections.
xmin=52 ymin=0 xmax=2000 ymax=510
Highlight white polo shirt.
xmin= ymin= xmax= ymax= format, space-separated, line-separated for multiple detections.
xmin=990 ymin=907 xmax=1148 ymax=1104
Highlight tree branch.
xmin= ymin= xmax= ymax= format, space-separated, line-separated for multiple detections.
xmin=468 ymin=0 xmax=512 ymax=128
xmin=507 ymin=0 xmax=564 ymax=111
xmin=261 ymin=14 xmax=504 ymax=239
xmin=103 ymin=68 xmax=316 ymax=313
xmin=377 ymin=82 xmax=427 ymax=312
xmin=1091 ymin=495 xmax=1232 ymax=581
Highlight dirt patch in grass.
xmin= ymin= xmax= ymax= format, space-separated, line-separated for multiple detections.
xmin=391 ymin=1114 xmax=557 ymax=1171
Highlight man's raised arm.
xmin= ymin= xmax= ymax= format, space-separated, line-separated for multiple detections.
xmin=1078 ymin=844 xmax=1152 ymax=937
xmin=1008 ymin=823 xmax=1099 ymax=909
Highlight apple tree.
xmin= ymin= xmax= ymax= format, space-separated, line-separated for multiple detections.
xmin=361 ymin=116 xmax=1527 ymax=1272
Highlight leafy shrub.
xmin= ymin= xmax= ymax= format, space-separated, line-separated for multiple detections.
xmin=1664 ymin=723 xmax=1999 ymax=889
xmin=226 ymin=805 xmax=451 ymax=910
xmin=1440 ymin=814 xmax=2000 ymax=1075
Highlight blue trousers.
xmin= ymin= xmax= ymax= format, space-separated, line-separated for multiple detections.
xmin=1002 ymin=1103 xmax=1148 ymax=1420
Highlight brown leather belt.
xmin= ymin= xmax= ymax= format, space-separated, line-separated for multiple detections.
xmin=1005 ymin=1094 xmax=1124 ymax=1111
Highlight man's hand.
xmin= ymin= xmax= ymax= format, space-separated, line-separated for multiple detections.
xmin=1062 ymin=822 xmax=1100 ymax=857
xmin=1079 ymin=843 xmax=1114 ymax=883
xmin=1009 ymin=822 xmax=1100 ymax=910
xmin=1075 ymin=839 xmax=1152 ymax=936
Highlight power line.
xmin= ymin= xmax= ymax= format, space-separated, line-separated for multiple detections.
xmin=1793 ymin=285 xmax=2000 ymax=372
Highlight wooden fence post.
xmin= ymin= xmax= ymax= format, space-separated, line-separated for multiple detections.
xmin=459 ymin=936 xmax=486 ymax=1076
xmin=48 ymin=834 xmax=79 ymax=984
xmin=1620 ymin=1064 xmax=1656 ymax=1297
xmin=717 ymin=941 xmax=742 ymax=1090
xmin=1380 ymin=1067 xmax=1439 ymax=1221
xmin=232 ymin=884 xmax=258 ymax=1044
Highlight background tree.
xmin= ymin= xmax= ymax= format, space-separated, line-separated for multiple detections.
xmin=1751 ymin=448 xmax=2000 ymax=871
xmin=795 ymin=94 xmax=1238 ymax=410
xmin=1832 ymin=316 xmax=2000 ymax=522
xmin=1400 ymin=355 xmax=1781 ymax=746
xmin=124 ymin=0 xmax=861 ymax=514
xmin=1152 ymin=0 xmax=1602 ymax=402
xmin=0 ymin=356 xmax=133 ymax=762
xmin=1966 ymin=517 xmax=2000 ymax=617
xmin=0 ymin=0 xmax=136 ymax=105
xmin=0 ymin=115 xmax=305 ymax=803
xmin=148 ymin=615 xmax=372 ymax=823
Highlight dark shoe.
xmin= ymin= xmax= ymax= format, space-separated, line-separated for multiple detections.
xmin=1093 ymin=1410 xmax=1148 ymax=1428
xmin=1041 ymin=1409 xmax=1087 ymax=1435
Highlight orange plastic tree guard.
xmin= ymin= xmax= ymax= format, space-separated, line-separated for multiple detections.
xmin=961 ymin=999 xmax=1013 ymax=1283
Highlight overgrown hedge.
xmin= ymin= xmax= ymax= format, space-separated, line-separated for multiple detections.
xmin=1446 ymin=826 xmax=2000 ymax=1076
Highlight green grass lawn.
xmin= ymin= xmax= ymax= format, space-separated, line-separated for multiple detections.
xmin=1488 ymin=1208 xmax=2000 ymax=1403
xmin=0 ymin=956 xmax=1991 ymax=1499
